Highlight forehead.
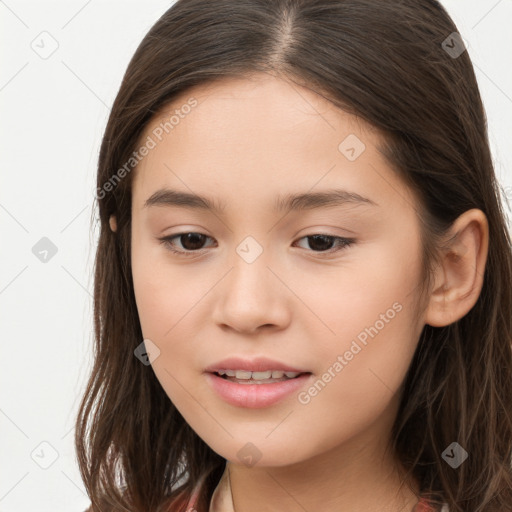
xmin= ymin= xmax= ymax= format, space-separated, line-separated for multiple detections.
xmin=131 ymin=73 xmax=415 ymax=217
xmin=148 ymin=72 xmax=376 ymax=142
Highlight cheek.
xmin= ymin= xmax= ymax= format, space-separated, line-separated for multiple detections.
xmin=301 ymin=238 xmax=422 ymax=352
xmin=286 ymin=273 xmax=421 ymax=461
xmin=131 ymin=231 xmax=209 ymax=340
xmin=303 ymin=243 xmax=423 ymax=405
xmin=128 ymin=218 xmax=424 ymax=464
xmin=131 ymin=252 xmax=209 ymax=413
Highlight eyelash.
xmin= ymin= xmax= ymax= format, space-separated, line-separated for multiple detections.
xmin=157 ymin=232 xmax=355 ymax=258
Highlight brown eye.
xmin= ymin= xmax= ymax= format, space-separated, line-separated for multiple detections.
xmin=294 ymin=234 xmax=355 ymax=254
xmin=175 ymin=233 xmax=209 ymax=250
xmin=159 ymin=232 xmax=216 ymax=256
xmin=158 ymin=232 xmax=355 ymax=258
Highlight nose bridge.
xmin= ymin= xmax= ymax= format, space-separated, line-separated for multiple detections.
xmin=227 ymin=242 xmax=273 ymax=309
xmin=212 ymin=238 xmax=289 ymax=331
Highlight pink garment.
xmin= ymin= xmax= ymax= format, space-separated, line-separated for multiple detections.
xmin=183 ymin=466 xmax=232 ymax=511
xmin=184 ymin=466 xmax=449 ymax=512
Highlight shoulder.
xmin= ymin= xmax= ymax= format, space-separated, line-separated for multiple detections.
xmin=183 ymin=478 xmax=203 ymax=510
xmin=415 ymin=497 xmax=450 ymax=512
xmin=80 ymin=472 xmax=218 ymax=512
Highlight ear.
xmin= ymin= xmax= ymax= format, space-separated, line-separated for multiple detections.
xmin=423 ymin=208 xmax=489 ymax=327
xmin=109 ymin=214 xmax=117 ymax=232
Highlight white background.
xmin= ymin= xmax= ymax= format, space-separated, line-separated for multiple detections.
xmin=1 ymin=1 xmax=511 ymax=510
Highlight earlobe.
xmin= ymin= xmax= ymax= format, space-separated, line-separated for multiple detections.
xmin=423 ymin=209 xmax=489 ymax=328
xmin=109 ymin=214 xmax=117 ymax=232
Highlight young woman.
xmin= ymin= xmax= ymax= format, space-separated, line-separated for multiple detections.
xmin=76 ymin=1 xmax=512 ymax=511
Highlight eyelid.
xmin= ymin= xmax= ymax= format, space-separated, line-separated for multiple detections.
xmin=157 ymin=231 xmax=356 ymax=258
xmin=158 ymin=232 xmax=216 ymax=258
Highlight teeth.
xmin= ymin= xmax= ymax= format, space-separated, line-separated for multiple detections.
xmin=235 ymin=370 xmax=253 ymax=380
xmin=217 ymin=370 xmax=235 ymax=376
xmin=216 ymin=369 xmax=302 ymax=380
xmin=251 ymin=371 xmax=272 ymax=380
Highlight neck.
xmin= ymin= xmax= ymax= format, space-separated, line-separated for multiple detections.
xmin=226 ymin=424 xmax=420 ymax=512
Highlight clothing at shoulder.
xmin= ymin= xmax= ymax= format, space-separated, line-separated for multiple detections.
xmin=84 ymin=495 xmax=449 ymax=512
xmin=80 ymin=471 xmax=227 ymax=512
xmin=192 ymin=469 xmax=450 ymax=512
xmin=184 ymin=465 xmax=233 ymax=512
xmin=87 ymin=471 xmax=450 ymax=512
xmin=415 ymin=499 xmax=450 ymax=512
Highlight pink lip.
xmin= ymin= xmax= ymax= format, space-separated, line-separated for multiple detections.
xmin=205 ymin=372 xmax=312 ymax=408
xmin=204 ymin=356 xmax=308 ymax=373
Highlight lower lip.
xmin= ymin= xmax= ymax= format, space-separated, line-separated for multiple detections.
xmin=205 ymin=372 xmax=312 ymax=408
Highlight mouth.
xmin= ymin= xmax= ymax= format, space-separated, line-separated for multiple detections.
xmin=212 ymin=369 xmax=311 ymax=384
xmin=205 ymin=370 xmax=313 ymax=408
xmin=204 ymin=357 xmax=313 ymax=407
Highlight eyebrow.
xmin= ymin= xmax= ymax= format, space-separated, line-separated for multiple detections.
xmin=143 ymin=187 xmax=378 ymax=214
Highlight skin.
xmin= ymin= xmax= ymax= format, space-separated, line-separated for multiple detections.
xmin=118 ymin=72 xmax=488 ymax=511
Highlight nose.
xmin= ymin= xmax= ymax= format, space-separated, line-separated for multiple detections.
xmin=211 ymin=254 xmax=291 ymax=334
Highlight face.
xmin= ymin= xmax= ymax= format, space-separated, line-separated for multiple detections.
xmin=130 ymin=73 xmax=427 ymax=467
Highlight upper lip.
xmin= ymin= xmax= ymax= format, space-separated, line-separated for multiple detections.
xmin=204 ymin=356 xmax=310 ymax=374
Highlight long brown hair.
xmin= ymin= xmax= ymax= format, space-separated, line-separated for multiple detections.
xmin=75 ymin=1 xmax=512 ymax=510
